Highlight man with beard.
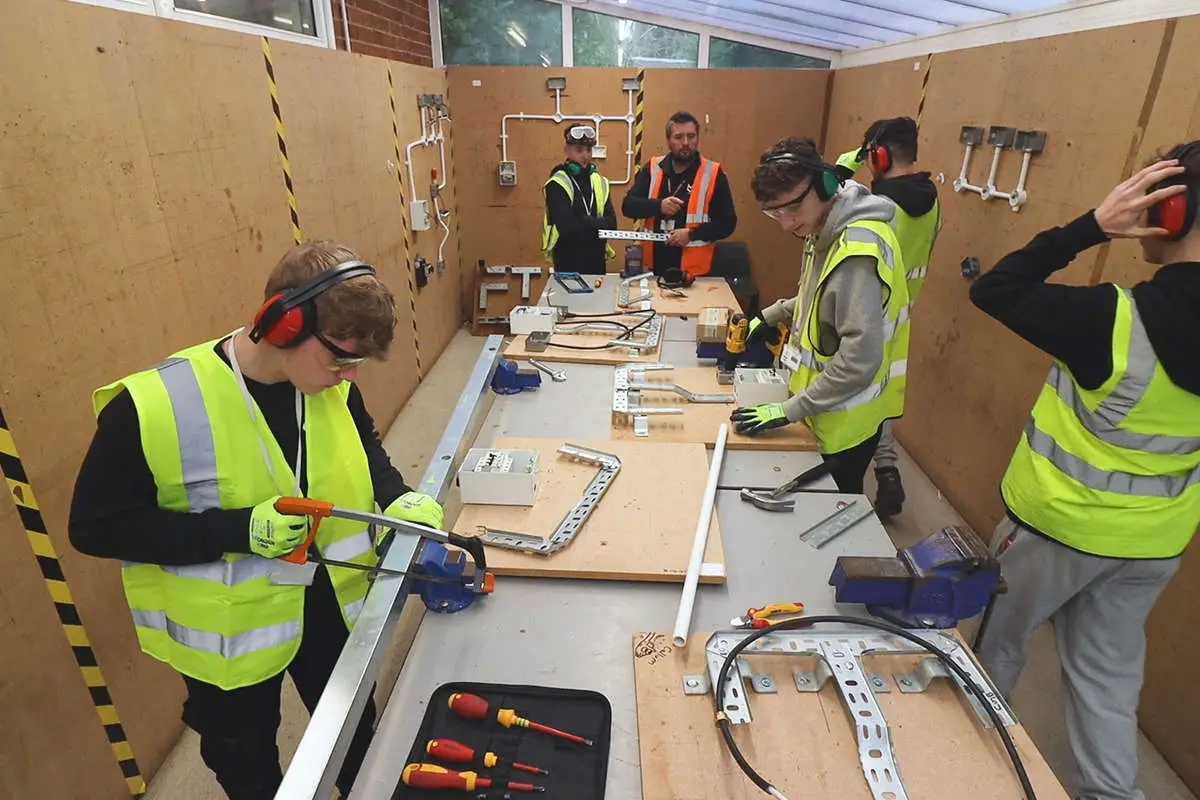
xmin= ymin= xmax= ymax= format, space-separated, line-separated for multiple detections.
xmin=621 ymin=110 xmax=737 ymax=279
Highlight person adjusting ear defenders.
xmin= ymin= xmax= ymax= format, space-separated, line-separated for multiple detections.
xmin=542 ymin=124 xmax=617 ymax=275
xmin=66 ymin=239 xmax=444 ymax=799
xmin=734 ymin=136 xmax=910 ymax=496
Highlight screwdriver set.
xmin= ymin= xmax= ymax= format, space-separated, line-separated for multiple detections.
xmin=394 ymin=682 xmax=611 ymax=800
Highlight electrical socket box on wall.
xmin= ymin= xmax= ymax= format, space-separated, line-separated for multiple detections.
xmin=498 ymin=161 xmax=517 ymax=187
xmin=734 ymin=368 xmax=789 ymax=407
xmin=591 ymin=144 xmax=608 ymax=159
xmin=509 ymin=305 xmax=558 ymax=335
xmin=457 ymin=448 xmax=540 ymax=506
xmin=411 ymin=199 xmax=431 ymax=231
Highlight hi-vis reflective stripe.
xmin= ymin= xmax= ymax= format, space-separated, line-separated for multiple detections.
xmin=827 ymin=360 xmax=908 ymax=413
xmin=1023 ymin=421 xmax=1200 ymax=498
xmin=843 ymin=226 xmax=895 ymax=268
xmin=1049 ymin=288 xmax=1200 ymax=456
xmin=158 ymin=358 xmax=220 ymax=510
xmin=130 ymin=610 xmax=300 ymax=658
xmin=0 ymin=407 xmax=146 ymax=795
xmin=906 ymin=266 xmax=928 ymax=280
xmin=883 ymin=303 xmax=912 ymax=340
xmin=685 ymin=160 xmax=717 ymax=224
xmin=343 ymin=597 xmax=365 ymax=623
xmin=123 ymin=557 xmax=278 ymax=585
xmin=321 ymin=529 xmax=373 ymax=561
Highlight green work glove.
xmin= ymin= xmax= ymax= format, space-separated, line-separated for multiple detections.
xmin=378 ymin=492 xmax=445 ymax=547
xmin=730 ymin=403 xmax=791 ymax=436
xmin=249 ymin=496 xmax=309 ymax=558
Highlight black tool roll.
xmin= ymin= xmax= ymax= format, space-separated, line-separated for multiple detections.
xmin=393 ymin=681 xmax=612 ymax=800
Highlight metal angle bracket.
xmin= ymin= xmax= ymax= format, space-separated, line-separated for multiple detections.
xmin=612 ymin=364 xmax=685 ymax=425
xmin=477 ymin=444 xmax=620 ymax=556
xmin=509 ymin=266 xmax=543 ymax=299
xmin=478 ymin=281 xmax=509 ymax=310
xmin=618 ymin=275 xmax=652 ymax=309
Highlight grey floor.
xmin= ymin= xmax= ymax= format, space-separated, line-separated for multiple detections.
xmin=144 ymin=330 xmax=1194 ymax=800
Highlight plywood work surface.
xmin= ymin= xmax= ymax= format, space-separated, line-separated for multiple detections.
xmin=616 ymin=276 xmax=740 ymax=317
xmin=503 ymin=315 xmax=664 ymax=365
xmin=633 ymin=631 xmax=1068 ymax=800
xmin=611 ymin=367 xmax=818 ymax=451
xmin=450 ymin=438 xmax=724 ymax=583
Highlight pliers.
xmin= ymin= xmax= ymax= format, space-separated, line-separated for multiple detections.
xmin=730 ymin=601 xmax=806 ymax=629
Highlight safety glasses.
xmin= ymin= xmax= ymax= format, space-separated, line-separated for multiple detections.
xmin=315 ymin=331 xmax=367 ymax=372
xmin=566 ymin=125 xmax=597 ymax=143
xmin=760 ymin=183 xmax=814 ymax=221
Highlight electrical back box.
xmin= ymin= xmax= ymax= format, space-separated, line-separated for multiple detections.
xmin=509 ymin=305 xmax=558 ymax=335
xmin=411 ymin=199 xmax=431 ymax=232
xmin=591 ymin=144 xmax=608 ymax=159
xmin=457 ymin=448 xmax=539 ymax=506
xmin=734 ymin=368 xmax=789 ymax=407
xmin=498 ymin=161 xmax=517 ymax=187
xmin=696 ymin=306 xmax=732 ymax=345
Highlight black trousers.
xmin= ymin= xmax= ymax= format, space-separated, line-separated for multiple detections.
xmin=181 ymin=567 xmax=377 ymax=800
xmin=820 ymin=425 xmax=884 ymax=494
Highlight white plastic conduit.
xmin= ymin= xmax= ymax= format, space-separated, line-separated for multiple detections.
xmin=672 ymin=423 xmax=728 ymax=648
xmin=500 ymin=87 xmax=637 ymax=185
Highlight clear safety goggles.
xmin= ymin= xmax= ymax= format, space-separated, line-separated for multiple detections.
xmin=565 ymin=125 xmax=597 ymax=144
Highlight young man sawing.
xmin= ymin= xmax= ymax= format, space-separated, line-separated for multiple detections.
xmin=69 ymin=240 xmax=444 ymax=799
xmin=730 ymin=137 xmax=909 ymax=493
xmin=834 ymin=116 xmax=941 ymax=517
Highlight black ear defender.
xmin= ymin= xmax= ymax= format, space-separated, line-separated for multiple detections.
xmin=249 ymin=260 xmax=377 ymax=347
xmin=1147 ymin=142 xmax=1199 ymax=242
xmin=761 ymin=151 xmax=843 ymax=201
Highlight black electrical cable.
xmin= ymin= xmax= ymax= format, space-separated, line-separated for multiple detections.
xmin=712 ymin=615 xmax=1036 ymax=800
xmin=542 ymin=309 xmax=658 ymax=351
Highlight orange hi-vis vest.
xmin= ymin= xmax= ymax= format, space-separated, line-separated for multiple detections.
xmin=642 ymin=155 xmax=721 ymax=275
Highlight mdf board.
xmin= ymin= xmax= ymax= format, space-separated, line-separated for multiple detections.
xmin=1110 ymin=17 xmax=1200 ymax=796
xmin=633 ymin=632 xmax=1069 ymax=800
xmin=0 ymin=0 xmax=293 ymax=787
xmin=875 ymin=22 xmax=1171 ymax=537
xmin=450 ymin=439 xmax=724 ymax=583
xmin=270 ymin=44 xmax=422 ymax=426
xmin=823 ymin=59 xmax=927 ymax=167
xmin=609 ymin=367 xmax=818 ymax=451
xmin=503 ymin=320 xmax=664 ymax=365
xmin=613 ymin=277 xmax=739 ymax=317
xmin=638 ymin=68 xmax=831 ymax=307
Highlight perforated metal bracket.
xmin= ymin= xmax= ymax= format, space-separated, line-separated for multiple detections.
xmin=626 ymin=378 xmax=731 ymax=404
xmin=613 ymin=364 xmax=685 ymax=427
xmin=476 ymin=444 xmax=620 ymax=556
xmin=600 ymin=229 xmax=669 ymax=242
xmin=618 ymin=275 xmax=653 ymax=310
xmin=510 ymin=266 xmax=543 ymax=299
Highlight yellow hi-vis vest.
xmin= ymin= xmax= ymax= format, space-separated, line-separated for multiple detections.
xmin=1001 ymin=287 xmax=1200 ymax=558
xmin=542 ymin=170 xmax=616 ymax=261
xmin=787 ymin=220 xmax=910 ymax=454
xmin=92 ymin=337 xmax=377 ymax=690
xmin=894 ymin=198 xmax=940 ymax=305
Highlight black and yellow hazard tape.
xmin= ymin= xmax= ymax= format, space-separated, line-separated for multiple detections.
xmin=633 ymin=68 xmax=646 ymax=230
xmin=261 ymin=36 xmax=303 ymax=245
xmin=0 ymin=407 xmax=146 ymax=797
xmin=916 ymin=53 xmax=933 ymax=127
xmin=388 ymin=63 xmax=423 ymax=378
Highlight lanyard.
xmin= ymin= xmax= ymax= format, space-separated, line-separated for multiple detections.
xmin=568 ymin=174 xmax=595 ymax=216
xmin=225 ymin=328 xmax=304 ymax=497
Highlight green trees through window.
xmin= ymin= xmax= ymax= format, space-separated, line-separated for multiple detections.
xmin=573 ymin=9 xmax=698 ymax=68
xmin=439 ymin=0 xmax=563 ymax=66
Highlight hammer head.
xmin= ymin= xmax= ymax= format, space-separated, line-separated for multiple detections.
xmin=739 ymin=488 xmax=795 ymax=512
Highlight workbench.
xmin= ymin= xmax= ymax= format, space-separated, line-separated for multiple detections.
xmin=278 ymin=276 xmax=1065 ymax=800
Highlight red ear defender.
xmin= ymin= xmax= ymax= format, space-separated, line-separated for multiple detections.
xmin=1149 ymin=191 xmax=1194 ymax=242
xmin=251 ymin=292 xmax=309 ymax=347
xmin=869 ymin=144 xmax=892 ymax=174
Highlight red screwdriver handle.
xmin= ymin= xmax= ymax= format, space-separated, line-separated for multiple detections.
xmin=448 ymin=692 xmax=490 ymax=721
xmin=427 ymin=738 xmax=475 ymax=764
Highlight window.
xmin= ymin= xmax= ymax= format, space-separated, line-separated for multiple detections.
xmin=572 ymin=8 xmax=699 ymax=68
xmin=439 ymin=0 xmax=563 ymax=67
xmin=68 ymin=0 xmax=333 ymax=46
xmin=708 ymin=37 xmax=830 ymax=69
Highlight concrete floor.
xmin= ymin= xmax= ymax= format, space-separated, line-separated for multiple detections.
xmin=145 ymin=330 xmax=1195 ymax=800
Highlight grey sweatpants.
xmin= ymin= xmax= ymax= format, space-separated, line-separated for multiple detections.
xmin=872 ymin=418 xmax=898 ymax=469
xmin=976 ymin=518 xmax=1180 ymax=800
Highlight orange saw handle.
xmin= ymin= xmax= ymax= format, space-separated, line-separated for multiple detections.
xmin=275 ymin=497 xmax=335 ymax=564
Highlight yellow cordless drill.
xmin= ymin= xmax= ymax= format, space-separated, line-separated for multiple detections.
xmin=718 ymin=313 xmax=786 ymax=385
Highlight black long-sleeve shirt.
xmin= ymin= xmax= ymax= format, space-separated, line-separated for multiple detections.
xmin=620 ymin=152 xmax=737 ymax=274
xmin=544 ymin=165 xmax=617 ymax=275
xmin=68 ymin=338 xmax=411 ymax=566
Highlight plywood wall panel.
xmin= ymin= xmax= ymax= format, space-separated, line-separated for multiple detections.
xmin=446 ymin=66 xmax=830 ymax=313
xmin=823 ymin=59 xmax=925 ymax=163
xmin=874 ymin=22 xmax=1169 ymax=537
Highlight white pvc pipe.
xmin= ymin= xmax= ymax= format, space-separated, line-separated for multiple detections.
xmin=672 ymin=423 xmax=728 ymax=648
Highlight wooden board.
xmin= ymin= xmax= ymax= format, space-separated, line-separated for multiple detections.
xmin=450 ymin=438 xmax=724 ymax=583
xmin=610 ymin=367 xmax=818 ymax=451
xmin=503 ymin=315 xmax=664 ymax=365
xmin=633 ymin=631 xmax=1069 ymax=800
xmin=614 ymin=276 xmax=740 ymax=317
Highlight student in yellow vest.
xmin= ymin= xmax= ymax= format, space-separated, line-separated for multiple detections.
xmin=542 ymin=124 xmax=617 ymax=274
xmin=972 ymin=146 xmax=1200 ymax=800
xmin=620 ymin=110 xmax=737 ymax=278
xmin=68 ymin=241 xmax=445 ymax=799
xmin=834 ymin=116 xmax=942 ymax=517
xmin=730 ymin=137 xmax=909 ymax=493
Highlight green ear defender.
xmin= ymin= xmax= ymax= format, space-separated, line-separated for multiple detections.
xmin=761 ymin=151 xmax=843 ymax=201
xmin=816 ymin=168 xmax=840 ymax=201
xmin=565 ymin=161 xmax=596 ymax=177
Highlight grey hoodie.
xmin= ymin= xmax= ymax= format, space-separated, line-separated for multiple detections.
xmin=759 ymin=180 xmax=899 ymax=426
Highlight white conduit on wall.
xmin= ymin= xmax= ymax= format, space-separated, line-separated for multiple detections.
xmin=405 ymin=101 xmax=453 ymax=268
xmin=500 ymin=86 xmax=637 ymax=185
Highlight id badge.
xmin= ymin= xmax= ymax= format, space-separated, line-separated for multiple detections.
xmin=661 ymin=218 xmax=676 ymax=234
xmin=269 ymin=559 xmax=318 ymax=586
xmin=781 ymin=342 xmax=802 ymax=372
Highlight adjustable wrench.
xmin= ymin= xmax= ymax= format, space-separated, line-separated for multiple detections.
xmin=527 ymin=359 xmax=567 ymax=382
